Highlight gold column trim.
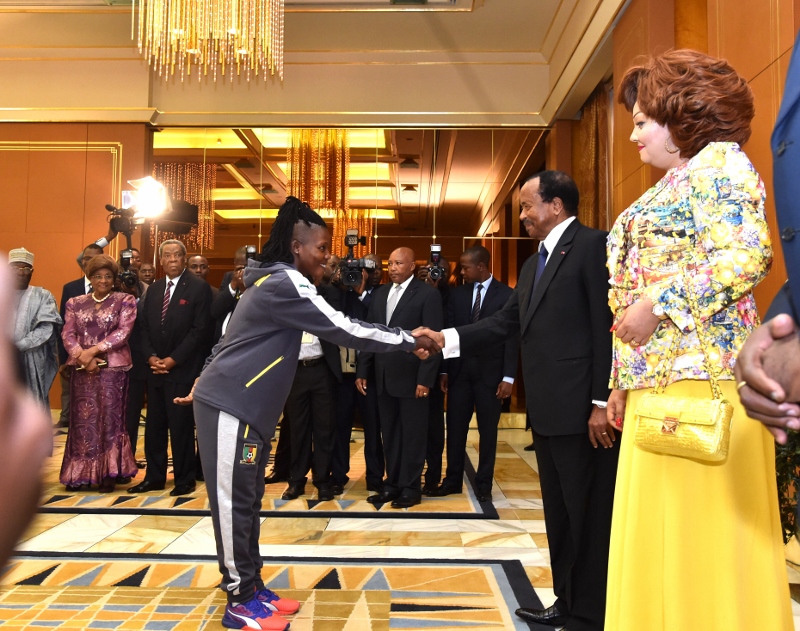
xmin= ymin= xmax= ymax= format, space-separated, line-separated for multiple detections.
xmin=0 ymin=140 xmax=124 ymax=259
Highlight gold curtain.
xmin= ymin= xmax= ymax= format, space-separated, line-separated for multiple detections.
xmin=287 ymin=129 xmax=373 ymax=258
xmin=149 ymin=162 xmax=216 ymax=252
xmin=574 ymin=83 xmax=610 ymax=230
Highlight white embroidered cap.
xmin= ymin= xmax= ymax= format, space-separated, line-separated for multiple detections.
xmin=8 ymin=247 xmax=34 ymax=266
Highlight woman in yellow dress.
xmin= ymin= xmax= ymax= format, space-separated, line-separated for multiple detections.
xmin=604 ymin=49 xmax=793 ymax=630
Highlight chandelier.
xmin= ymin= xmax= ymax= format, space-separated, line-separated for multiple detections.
xmin=134 ymin=0 xmax=285 ymax=80
xmin=287 ymin=130 xmax=373 ymax=257
xmin=149 ymin=162 xmax=216 ymax=251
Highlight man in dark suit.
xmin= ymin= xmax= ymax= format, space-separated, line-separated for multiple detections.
xmin=279 ymin=326 xmax=342 ymax=502
xmin=56 ymin=243 xmax=104 ymax=427
xmin=211 ymin=247 xmax=247 ymax=345
xmin=433 ymin=245 xmax=518 ymax=502
xmin=416 ymin=171 xmax=616 ymax=631
xmin=353 ymin=253 xmax=387 ymax=492
xmin=129 ymin=239 xmax=212 ymax=496
xmin=356 ymin=247 xmax=443 ymax=508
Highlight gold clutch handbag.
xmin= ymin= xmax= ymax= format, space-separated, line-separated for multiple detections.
xmin=633 ymin=264 xmax=734 ymax=463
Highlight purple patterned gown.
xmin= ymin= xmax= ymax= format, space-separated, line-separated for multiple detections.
xmin=60 ymin=292 xmax=138 ymax=486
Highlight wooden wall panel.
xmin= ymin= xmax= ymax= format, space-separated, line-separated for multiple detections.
xmin=611 ymin=0 xmax=674 ymax=220
xmin=0 ymin=122 xmax=152 ymax=408
xmin=706 ymin=0 xmax=798 ymax=308
xmin=747 ymin=63 xmax=785 ymax=310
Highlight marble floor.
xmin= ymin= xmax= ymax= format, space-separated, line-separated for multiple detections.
xmin=4 ymin=425 xmax=800 ymax=629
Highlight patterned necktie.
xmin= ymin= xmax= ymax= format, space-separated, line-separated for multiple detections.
xmin=161 ymin=280 xmax=173 ymax=324
xmin=471 ymin=283 xmax=483 ymax=323
xmin=386 ymin=284 xmax=400 ymax=324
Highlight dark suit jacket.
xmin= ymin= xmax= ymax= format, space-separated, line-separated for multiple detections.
xmin=128 ymin=294 xmax=149 ymax=381
xmin=357 ymin=277 xmax=443 ymax=397
xmin=457 ymin=221 xmax=612 ymax=436
xmin=771 ymin=31 xmax=800 ymax=322
xmin=446 ymin=278 xmax=518 ymax=388
xmin=138 ymin=271 xmax=213 ymax=384
xmin=58 ymin=277 xmax=88 ymax=364
xmin=210 ymin=283 xmax=238 ymax=344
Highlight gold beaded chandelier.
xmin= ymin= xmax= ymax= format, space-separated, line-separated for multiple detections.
xmin=133 ymin=0 xmax=285 ymax=80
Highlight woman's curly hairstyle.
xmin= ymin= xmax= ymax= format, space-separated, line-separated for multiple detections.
xmin=84 ymin=254 xmax=119 ymax=279
xmin=618 ymin=49 xmax=754 ymax=159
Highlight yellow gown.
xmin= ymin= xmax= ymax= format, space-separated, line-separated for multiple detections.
xmin=604 ymin=380 xmax=793 ymax=630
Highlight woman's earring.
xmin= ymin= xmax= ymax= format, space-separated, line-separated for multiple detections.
xmin=664 ymin=138 xmax=679 ymax=154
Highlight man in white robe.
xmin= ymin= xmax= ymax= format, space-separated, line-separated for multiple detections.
xmin=9 ymin=248 xmax=61 ymax=406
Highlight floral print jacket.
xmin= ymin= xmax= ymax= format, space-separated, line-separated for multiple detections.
xmin=607 ymin=142 xmax=772 ymax=390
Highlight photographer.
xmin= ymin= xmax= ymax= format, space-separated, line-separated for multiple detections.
xmin=321 ymin=258 xmax=373 ymax=495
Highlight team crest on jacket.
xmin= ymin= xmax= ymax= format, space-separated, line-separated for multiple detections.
xmin=240 ymin=444 xmax=258 ymax=465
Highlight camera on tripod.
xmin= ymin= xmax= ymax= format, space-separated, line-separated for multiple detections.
xmin=105 ymin=204 xmax=144 ymax=288
xmin=340 ymin=229 xmax=376 ymax=287
xmin=428 ymin=244 xmax=445 ymax=281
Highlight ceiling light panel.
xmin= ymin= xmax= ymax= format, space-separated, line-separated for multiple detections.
xmin=154 ymin=129 xmax=247 ymax=150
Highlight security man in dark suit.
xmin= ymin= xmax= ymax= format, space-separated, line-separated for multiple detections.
xmin=356 ymin=247 xmax=443 ymax=508
xmin=211 ymin=246 xmax=248 ymax=345
xmin=129 ymin=239 xmax=212 ymax=496
xmin=416 ymin=171 xmax=616 ymax=630
xmin=433 ymin=245 xmax=518 ymax=502
xmin=353 ymin=253 xmax=386 ymax=492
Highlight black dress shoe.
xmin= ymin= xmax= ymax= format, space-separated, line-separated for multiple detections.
xmin=475 ymin=491 xmax=493 ymax=502
xmin=391 ymin=495 xmax=421 ymax=509
xmin=116 ymin=476 xmax=132 ymax=485
xmin=421 ymin=483 xmax=439 ymax=496
xmin=170 ymin=483 xmax=196 ymax=496
xmin=523 ymin=442 xmax=535 ymax=451
xmin=281 ymin=483 xmax=305 ymax=500
xmin=430 ymin=485 xmax=461 ymax=497
xmin=317 ymin=486 xmax=334 ymax=501
xmin=514 ymin=605 xmax=568 ymax=626
xmin=128 ymin=480 xmax=166 ymax=494
xmin=331 ymin=483 xmax=344 ymax=495
xmin=367 ymin=490 xmax=399 ymax=505
xmin=136 ymin=460 xmax=146 ymax=469
xmin=265 ymin=472 xmax=289 ymax=484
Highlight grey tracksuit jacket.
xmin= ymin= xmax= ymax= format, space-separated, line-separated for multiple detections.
xmin=194 ymin=261 xmax=415 ymax=432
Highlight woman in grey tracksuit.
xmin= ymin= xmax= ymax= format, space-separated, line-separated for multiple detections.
xmin=186 ymin=198 xmax=431 ymax=627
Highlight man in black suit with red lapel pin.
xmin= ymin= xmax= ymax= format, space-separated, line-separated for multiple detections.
xmin=129 ymin=239 xmax=212 ymax=496
xmin=416 ymin=171 xmax=617 ymax=631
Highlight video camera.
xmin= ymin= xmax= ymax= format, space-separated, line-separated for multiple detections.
xmin=245 ymin=245 xmax=257 ymax=261
xmin=340 ymin=229 xmax=376 ymax=288
xmin=428 ymin=244 xmax=445 ymax=281
xmin=105 ymin=204 xmax=143 ymax=288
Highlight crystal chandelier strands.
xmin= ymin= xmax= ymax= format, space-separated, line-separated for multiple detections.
xmin=134 ymin=0 xmax=284 ymax=81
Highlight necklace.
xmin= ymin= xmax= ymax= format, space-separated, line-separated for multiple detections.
xmin=92 ymin=292 xmax=112 ymax=303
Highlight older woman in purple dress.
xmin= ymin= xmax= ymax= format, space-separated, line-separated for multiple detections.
xmin=60 ymin=254 xmax=138 ymax=493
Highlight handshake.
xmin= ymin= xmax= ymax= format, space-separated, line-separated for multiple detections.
xmin=410 ymin=327 xmax=446 ymax=360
